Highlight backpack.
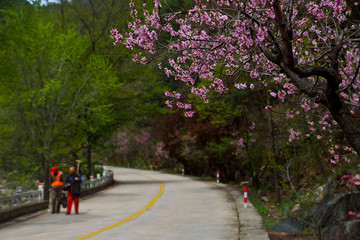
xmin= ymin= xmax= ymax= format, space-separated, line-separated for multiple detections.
xmin=61 ymin=192 xmax=67 ymax=208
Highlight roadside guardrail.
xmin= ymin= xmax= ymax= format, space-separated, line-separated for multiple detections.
xmin=0 ymin=170 xmax=114 ymax=212
xmin=0 ymin=190 xmax=43 ymax=211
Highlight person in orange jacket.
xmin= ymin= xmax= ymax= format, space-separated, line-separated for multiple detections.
xmin=49 ymin=166 xmax=65 ymax=214
xmin=65 ymin=166 xmax=82 ymax=215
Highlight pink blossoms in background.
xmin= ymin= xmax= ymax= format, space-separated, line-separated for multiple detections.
xmin=111 ymin=0 xmax=360 ymax=175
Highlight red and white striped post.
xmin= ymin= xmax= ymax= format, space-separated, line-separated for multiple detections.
xmin=216 ymin=171 xmax=220 ymax=183
xmin=38 ymin=183 xmax=44 ymax=201
xmin=38 ymin=183 xmax=44 ymax=190
xmin=244 ymin=187 xmax=248 ymax=208
xmin=182 ymin=167 xmax=184 ymax=176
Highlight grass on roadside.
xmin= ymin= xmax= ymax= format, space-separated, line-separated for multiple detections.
xmin=161 ymin=168 xmax=181 ymax=174
xmin=248 ymin=190 xmax=281 ymax=229
xmin=200 ymin=176 xmax=216 ymax=181
xmin=249 ymin=195 xmax=278 ymax=229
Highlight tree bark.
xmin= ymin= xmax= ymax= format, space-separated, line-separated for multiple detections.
xmin=268 ymin=96 xmax=281 ymax=203
xmin=40 ymin=154 xmax=50 ymax=201
xmin=87 ymin=132 xmax=92 ymax=178
xmin=327 ymin=100 xmax=360 ymax=155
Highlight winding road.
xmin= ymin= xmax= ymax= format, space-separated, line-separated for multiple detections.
xmin=0 ymin=167 xmax=238 ymax=240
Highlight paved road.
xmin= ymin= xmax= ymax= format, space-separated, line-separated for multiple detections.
xmin=0 ymin=167 xmax=238 ymax=240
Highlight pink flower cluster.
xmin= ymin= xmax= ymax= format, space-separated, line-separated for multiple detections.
xmin=348 ymin=211 xmax=360 ymax=218
xmin=110 ymin=29 xmax=123 ymax=46
xmin=164 ymin=90 xmax=194 ymax=117
xmin=342 ymin=175 xmax=350 ymax=180
xmin=155 ymin=142 xmax=169 ymax=159
xmin=135 ymin=130 xmax=151 ymax=145
xmin=289 ymin=128 xmax=301 ymax=142
xmin=232 ymin=138 xmax=245 ymax=157
xmin=341 ymin=175 xmax=360 ymax=184
xmin=235 ymin=83 xmax=247 ymax=89
xmin=347 ymin=177 xmax=360 ymax=184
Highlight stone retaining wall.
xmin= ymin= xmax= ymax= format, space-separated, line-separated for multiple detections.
xmin=0 ymin=201 xmax=49 ymax=224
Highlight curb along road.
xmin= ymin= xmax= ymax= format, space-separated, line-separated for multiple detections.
xmin=219 ymin=184 xmax=270 ymax=240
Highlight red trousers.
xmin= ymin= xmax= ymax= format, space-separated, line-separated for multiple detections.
xmin=66 ymin=188 xmax=79 ymax=213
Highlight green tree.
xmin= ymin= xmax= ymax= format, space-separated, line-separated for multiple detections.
xmin=0 ymin=5 xmax=120 ymax=198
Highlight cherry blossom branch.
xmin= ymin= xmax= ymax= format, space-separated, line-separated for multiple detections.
xmin=339 ymin=62 xmax=360 ymax=92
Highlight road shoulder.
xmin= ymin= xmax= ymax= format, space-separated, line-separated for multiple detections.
xmin=218 ymin=184 xmax=270 ymax=240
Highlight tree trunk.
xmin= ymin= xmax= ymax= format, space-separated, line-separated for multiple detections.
xmin=40 ymin=154 xmax=50 ymax=201
xmin=268 ymin=97 xmax=281 ymax=203
xmin=328 ymin=103 xmax=360 ymax=155
xmin=87 ymin=132 xmax=92 ymax=178
xmin=43 ymin=169 xmax=50 ymax=201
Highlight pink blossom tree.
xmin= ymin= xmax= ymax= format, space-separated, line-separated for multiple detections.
xmin=112 ymin=0 xmax=360 ymax=157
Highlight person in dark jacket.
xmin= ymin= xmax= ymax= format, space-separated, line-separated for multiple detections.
xmin=65 ymin=166 xmax=82 ymax=215
xmin=49 ymin=166 xmax=65 ymax=214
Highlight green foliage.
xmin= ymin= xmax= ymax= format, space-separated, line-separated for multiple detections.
xmin=248 ymin=193 xmax=277 ymax=229
xmin=0 ymin=1 xmax=167 ymax=194
xmin=92 ymin=165 xmax=105 ymax=177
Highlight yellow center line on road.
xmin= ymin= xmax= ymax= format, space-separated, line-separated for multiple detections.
xmin=74 ymin=173 xmax=164 ymax=240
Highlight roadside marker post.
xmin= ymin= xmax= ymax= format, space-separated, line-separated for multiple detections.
xmin=244 ymin=187 xmax=248 ymax=208
xmin=216 ymin=171 xmax=220 ymax=183
xmin=182 ymin=167 xmax=184 ymax=176
xmin=38 ymin=183 xmax=44 ymax=200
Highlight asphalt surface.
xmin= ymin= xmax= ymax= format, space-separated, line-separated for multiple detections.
xmin=0 ymin=167 xmax=238 ymax=240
